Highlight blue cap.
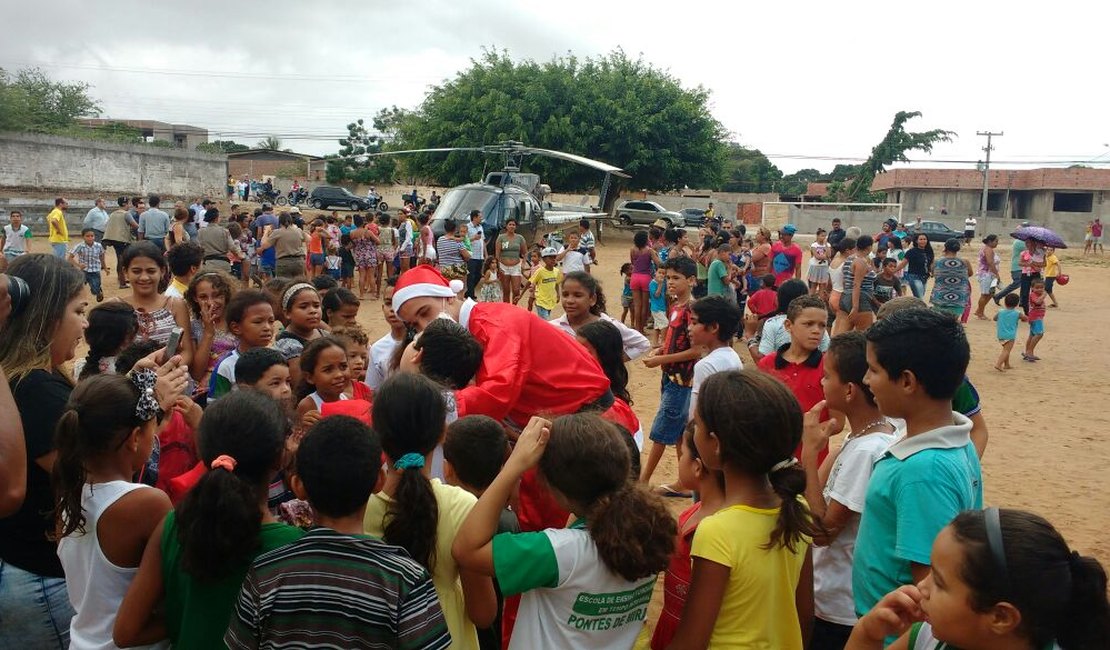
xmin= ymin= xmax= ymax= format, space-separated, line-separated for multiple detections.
xmin=782 ymin=224 xmax=797 ymax=235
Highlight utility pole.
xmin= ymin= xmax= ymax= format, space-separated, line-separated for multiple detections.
xmin=977 ymin=131 xmax=1003 ymax=219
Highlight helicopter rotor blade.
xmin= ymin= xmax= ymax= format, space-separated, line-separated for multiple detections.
xmin=516 ymin=147 xmax=630 ymax=177
xmin=331 ymin=147 xmax=488 ymax=162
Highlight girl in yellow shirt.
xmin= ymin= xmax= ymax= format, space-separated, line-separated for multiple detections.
xmin=670 ymin=369 xmax=820 ymax=649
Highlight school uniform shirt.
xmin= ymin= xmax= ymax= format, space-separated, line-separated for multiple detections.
xmin=456 ymin=300 xmax=609 ymax=425
xmin=814 ymin=431 xmax=896 ymax=626
xmin=757 ymin=345 xmax=829 ymax=463
xmin=225 ymin=527 xmax=450 ymax=650
xmin=689 ymin=346 xmax=742 ymax=422
xmin=529 ymin=266 xmax=563 ymax=311
xmin=493 ymin=520 xmax=657 ymax=650
xmin=906 ymin=621 xmax=1062 ymax=650
xmin=366 ymin=332 xmax=402 ymax=389
xmin=690 ymin=502 xmax=810 ymax=649
xmin=364 ymin=479 xmax=481 ymax=650
xmin=2 ymin=224 xmax=32 ymax=255
xmin=757 ymin=314 xmax=831 ymax=358
xmin=548 ymin=312 xmax=652 ymax=361
xmin=561 ymin=249 xmax=588 ymax=274
xmin=852 ymin=413 xmax=983 ymax=617
xmin=207 ymin=349 xmax=240 ymax=401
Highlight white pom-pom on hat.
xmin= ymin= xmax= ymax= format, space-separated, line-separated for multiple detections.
xmin=449 ymin=279 xmax=465 ymax=294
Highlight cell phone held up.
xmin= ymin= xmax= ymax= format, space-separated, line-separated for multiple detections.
xmin=162 ymin=326 xmax=184 ymax=364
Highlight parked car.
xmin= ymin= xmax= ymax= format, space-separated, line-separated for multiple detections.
xmin=679 ymin=208 xmax=707 ymax=228
xmin=309 ymin=186 xmax=372 ymax=211
xmin=905 ymin=220 xmax=963 ymax=243
xmin=615 ymin=200 xmax=685 ymax=227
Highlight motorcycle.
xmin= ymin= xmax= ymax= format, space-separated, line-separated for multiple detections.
xmin=255 ymin=186 xmax=281 ymax=204
xmin=277 ymin=187 xmax=309 ymax=207
xmin=366 ymin=192 xmax=389 ymax=212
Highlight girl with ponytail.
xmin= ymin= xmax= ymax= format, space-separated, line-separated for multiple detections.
xmin=453 ymin=412 xmax=677 ymax=649
xmin=114 ymin=390 xmax=303 ymax=649
xmin=55 ymin=372 xmax=176 ymax=650
xmin=364 ymin=373 xmax=497 ymax=650
xmin=670 ymin=369 xmax=821 ymax=649
xmin=849 ymin=508 xmax=1110 ymax=650
xmin=75 ymin=301 xmax=138 ymax=380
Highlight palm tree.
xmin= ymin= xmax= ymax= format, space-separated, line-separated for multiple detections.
xmin=256 ymin=136 xmax=282 ymax=150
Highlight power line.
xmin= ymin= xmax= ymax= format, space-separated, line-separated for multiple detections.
xmin=0 ymin=59 xmax=437 ymax=83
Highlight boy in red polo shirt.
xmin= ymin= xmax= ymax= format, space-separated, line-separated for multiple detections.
xmin=758 ymin=293 xmax=833 ymax=462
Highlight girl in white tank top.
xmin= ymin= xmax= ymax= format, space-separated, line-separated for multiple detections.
xmin=54 ymin=372 xmax=173 ymax=650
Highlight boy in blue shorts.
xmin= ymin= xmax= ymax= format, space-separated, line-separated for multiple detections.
xmin=853 ymin=307 xmax=983 ymax=623
xmin=640 ymin=256 xmax=700 ymax=490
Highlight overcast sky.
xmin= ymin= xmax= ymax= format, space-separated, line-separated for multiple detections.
xmin=4 ymin=0 xmax=1107 ymax=176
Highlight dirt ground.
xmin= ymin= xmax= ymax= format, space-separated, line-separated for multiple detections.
xmin=81 ymin=219 xmax=1109 ymax=642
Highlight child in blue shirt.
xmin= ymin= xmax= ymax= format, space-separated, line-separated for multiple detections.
xmin=992 ymin=293 xmax=1025 ymax=371
xmin=853 ymin=307 xmax=983 ymax=626
xmin=648 ymin=267 xmax=668 ymax=346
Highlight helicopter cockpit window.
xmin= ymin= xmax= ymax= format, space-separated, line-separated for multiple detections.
xmin=501 ymin=197 xmax=520 ymax=225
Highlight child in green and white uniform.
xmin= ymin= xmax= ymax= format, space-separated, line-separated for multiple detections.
xmin=453 ymin=413 xmax=676 ymax=650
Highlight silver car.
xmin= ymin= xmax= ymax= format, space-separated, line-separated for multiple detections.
xmin=615 ymin=200 xmax=685 ymax=227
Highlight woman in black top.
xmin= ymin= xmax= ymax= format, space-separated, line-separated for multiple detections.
xmin=899 ymin=233 xmax=935 ymax=299
xmin=0 ymin=254 xmax=87 ymax=648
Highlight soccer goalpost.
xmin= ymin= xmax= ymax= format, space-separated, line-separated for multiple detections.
xmin=760 ymin=201 xmax=904 ymax=232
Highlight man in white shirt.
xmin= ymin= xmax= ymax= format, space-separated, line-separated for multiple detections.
xmin=465 ymin=209 xmax=485 ymax=299
xmin=82 ymin=198 xmax=109 ymax=243
xmin=963 ymin=216 xmax=977 ymax=245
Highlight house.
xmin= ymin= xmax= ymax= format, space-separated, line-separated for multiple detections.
xmin=871 ymin=167 xmax=1110 ymax=243
xmin=77 ymin=119 xmax=208 ymax=149
xmin=227 ymin=149 xmax=327 ymax=181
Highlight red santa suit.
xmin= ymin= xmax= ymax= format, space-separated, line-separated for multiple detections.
xmin=392 ymin=267 xmax=612 ymax=532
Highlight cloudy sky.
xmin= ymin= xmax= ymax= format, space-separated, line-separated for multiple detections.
xmin=4 ymin=0 xmax=1107 ymax=175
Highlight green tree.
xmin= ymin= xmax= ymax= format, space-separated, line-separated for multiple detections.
xmin=836 ymin=111 xmax=954 ymax=202
xmin=0 ymin=67 xmax=100 ymax=132
xmin=383 ymin=49 xmax=727 ymax=191
xmin=326 ymin=117 xmax=396 ymax=185
xmin=256 ymin=136 xmax=282 ymax=150
xmin=719 ymin=144 xmax=783 ymax=193
xmin=197 ymin=139 xmax=249 ymax=154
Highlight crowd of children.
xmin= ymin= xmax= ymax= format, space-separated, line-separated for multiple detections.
xmin=1 ymin=204 xmax=1106 ymax=650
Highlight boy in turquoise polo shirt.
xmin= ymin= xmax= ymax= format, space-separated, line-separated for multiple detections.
xmin=853 ymin=307 xmax=983 ymax=621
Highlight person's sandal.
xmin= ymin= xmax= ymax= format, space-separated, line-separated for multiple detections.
xmin=652 ymin=483 xmax=693 ymax=498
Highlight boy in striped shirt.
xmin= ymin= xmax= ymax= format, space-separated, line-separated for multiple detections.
xmin=226 ymin=416 xmax=450 ymax=650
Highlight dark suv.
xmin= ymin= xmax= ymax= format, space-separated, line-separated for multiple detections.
xmin=309 ymin=186 xmax=372 ymax=211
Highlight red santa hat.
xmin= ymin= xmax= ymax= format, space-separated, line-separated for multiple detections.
xmin=392 ymin=265 xmax=465 ymax=316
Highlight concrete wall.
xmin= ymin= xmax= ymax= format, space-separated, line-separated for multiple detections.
xmin=875 ymin=188 xmax=1106 ymax=245
xmin=783 ymin=204 xmax=1092 ymax=246
xmin=0 ymin=131 xmax=227 ymax=197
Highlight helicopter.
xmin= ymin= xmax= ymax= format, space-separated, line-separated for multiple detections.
xmin=336 ymin=141 xmax=630 ymax=250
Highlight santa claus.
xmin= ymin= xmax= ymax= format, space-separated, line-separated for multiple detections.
xmin=392 ymin=265 xmax=613 ymax=425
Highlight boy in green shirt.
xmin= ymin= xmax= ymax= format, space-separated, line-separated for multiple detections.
xmin=706 ymin=243 xmax=734 ymax=298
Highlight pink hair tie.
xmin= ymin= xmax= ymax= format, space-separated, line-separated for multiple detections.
xmin=210 ymin=455 xmax=237 ymax=472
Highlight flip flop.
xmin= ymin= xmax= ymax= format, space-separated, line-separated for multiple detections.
xmin=652 ymin=483 xmax=693 ymax=498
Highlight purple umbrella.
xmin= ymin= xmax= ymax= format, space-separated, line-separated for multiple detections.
xmin=1011 ymin=226 xmax=1066 ymax=249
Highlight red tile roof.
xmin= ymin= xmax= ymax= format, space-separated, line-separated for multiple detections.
xmin=805 ymin=182 xmax=830 ymax=197
xmin=871 ymin=167 xmax=1110 ymax=191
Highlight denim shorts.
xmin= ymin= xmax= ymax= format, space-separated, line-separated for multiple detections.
xmin=310 ymin=253 xmax=326 ymax=267
xmin=536 ymin=306 xmax=552 ymax=320
xmin=649 ymin=375 xmax=691 ymax=445
xmin=0 ymin=560 xmax=73 ymax=648
xmin=1030 ymin=319 xmax=1044 ymax=336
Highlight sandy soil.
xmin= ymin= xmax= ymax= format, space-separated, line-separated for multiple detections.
xmin=81 ymin=221 xmax=1110 ymax=642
